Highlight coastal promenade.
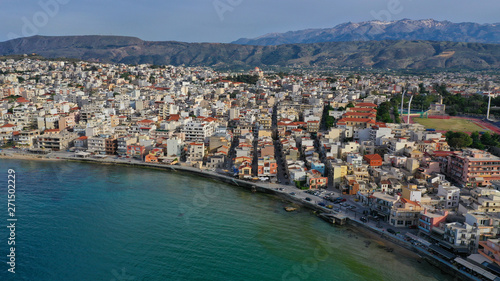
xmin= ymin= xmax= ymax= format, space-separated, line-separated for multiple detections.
xmin=0 ymin=149 xmax=484 ymax=281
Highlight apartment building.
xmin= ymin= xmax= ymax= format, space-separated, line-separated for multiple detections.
xmin=87 ymin=136 xmax=106 ymax=154
xmin=36 ymin=131 xmax=77 ymax=151
xmin=187 ymin=142 xmax=205 ymax=162
xmin=443 ymin=222 xmax=480 ymax=251
xmin=437 ymin=185 xmax=460 ymax=209
xmin=182 ymin=120 xmax=216 ymax=143
xmin=447 ymin=149 xmax=500 ymax=187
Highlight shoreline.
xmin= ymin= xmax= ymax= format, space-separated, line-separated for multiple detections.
xmin=1 ymin=152 xmax=478 ymax=281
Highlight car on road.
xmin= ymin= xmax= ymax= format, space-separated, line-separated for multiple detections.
xmin=318 ymin=202 xmax=326 ymax=207
xmin=305 ymin=197 xmax=311 ymax=201
xmin=387 ymin=228 xmax=396 ymax=235
xmin=290 ymin=192 xmax=296 ymax=196
xmin=360 ymin=217 xmax=367 ymax=223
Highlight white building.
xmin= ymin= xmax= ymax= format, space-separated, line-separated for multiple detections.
xmin=444 ymin=222 xmax=480 ymax=251
xmin=166 ymin=138 xmax=183 ymax=157
xmin=346 ymin=153 xmax=363 ymax=167
xmin=87 ymin=136 xmax=106 ymax=154
xmin=187 ymin=142 xmax=204 ymax=162
xmin=438 ymin=185 xmax=460 ymax=209
xmin=182 ymin=120 xmax=216 ymax=143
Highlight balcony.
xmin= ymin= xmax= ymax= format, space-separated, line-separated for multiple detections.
xmin=419 ymin=218 xmax=431 ymax=225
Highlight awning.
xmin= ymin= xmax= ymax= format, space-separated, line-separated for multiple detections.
xmin=485 ymin=263 xmax=500 ymax=277
xmin=405 ymin=233 xmax=432 ymax=247
xmin=429 ymin=244 xmax=456 ymax=260
xmin=454 ymin=257 xmax=499 ymax=281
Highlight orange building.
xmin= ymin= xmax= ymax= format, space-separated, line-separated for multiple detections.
xmin=308 ymin=170 xmax=328 ymax=189
xmin=145 ymin=154 xmax=159 ymax=163
xmin=364 ymin=154 xmax=383 ymax=167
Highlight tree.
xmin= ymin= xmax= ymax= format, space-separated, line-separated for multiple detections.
xmin=470 ymin=131 xmax=485 ymax=150
xmin=325 ymin=116 xmax=335 ymax=129
xmin=377 ymin=102 xmax=393 ymax=123
xmin=446 ymin=131 xmax=473 ymax=149
xmin=347 ymin=103 xmax=355 ymax=108
xmin=480 ymin=132 xmax=499 ymax=147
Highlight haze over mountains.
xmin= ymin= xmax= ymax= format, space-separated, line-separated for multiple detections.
xmin=1 ymin=19 xmax=500 ymax=70
xmin=232 ymin=19 xmax=500 ymax=45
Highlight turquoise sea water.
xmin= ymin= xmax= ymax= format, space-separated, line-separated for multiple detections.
xmin=0 ymin=160 xmax=452 ymax=281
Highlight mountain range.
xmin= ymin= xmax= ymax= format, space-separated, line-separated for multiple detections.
xmin=232 ymin=19 xmax=500 ymax=46
xmin=1 ymin=19 xmax=500 ymax=70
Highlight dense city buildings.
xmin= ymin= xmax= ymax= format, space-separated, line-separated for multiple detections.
xmin=2 ymin=57 xmax=500 ymax=278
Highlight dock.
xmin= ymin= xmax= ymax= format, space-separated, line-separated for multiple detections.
xmin=319 ymin=213 xmax=347 ymax=225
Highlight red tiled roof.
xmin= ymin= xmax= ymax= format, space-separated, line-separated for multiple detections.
xmin=401 ymin=198 xmax=420 ymax=206
xmin=337 ymin=118 xmax=376 ymax=123
xmin=364 ymin=154 xmax=382 ymax=161
xmin=167 ymin=114 xmax=180 ymax=121
xmin=16 ymin=97 xmax=30 ymax=103
xmin=343 ymin=112 xmax=376 ymax=118
xmin=355 ymin=102 xmax=377 ymax=107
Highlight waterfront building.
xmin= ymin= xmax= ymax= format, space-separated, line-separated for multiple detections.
xmin=389 ymin=198 xmax=423 ymax=228
xmin=418 ymin=209 xmax=448 ymax=234
xmin=35 ymin=131 xmax=77 ymax=151
xmin=478 ymin=239 xmax=500 ymax=267
xmin=187 ymin=142 xmax=205 ymax=162
xmin=443 ymin=222 xmax=480 ymax=252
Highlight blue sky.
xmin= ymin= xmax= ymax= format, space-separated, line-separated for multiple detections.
xmin=1 ymin=0 xmax=499 ymax=42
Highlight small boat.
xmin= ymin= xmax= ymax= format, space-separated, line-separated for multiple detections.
xmin=284 ymin=207 xmax=297 ymax=212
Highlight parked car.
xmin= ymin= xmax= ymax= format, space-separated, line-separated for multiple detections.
xmin=305 ymin=197 xmax=311 ymax=201
xmin=387 ymin=228 xmax=396 ymax=235
xmin=360 ymin=217 xmax=367 ymax=223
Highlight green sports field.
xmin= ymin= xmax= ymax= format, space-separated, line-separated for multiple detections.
xmin=413 ymin=117 xmax=487 ymax=132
